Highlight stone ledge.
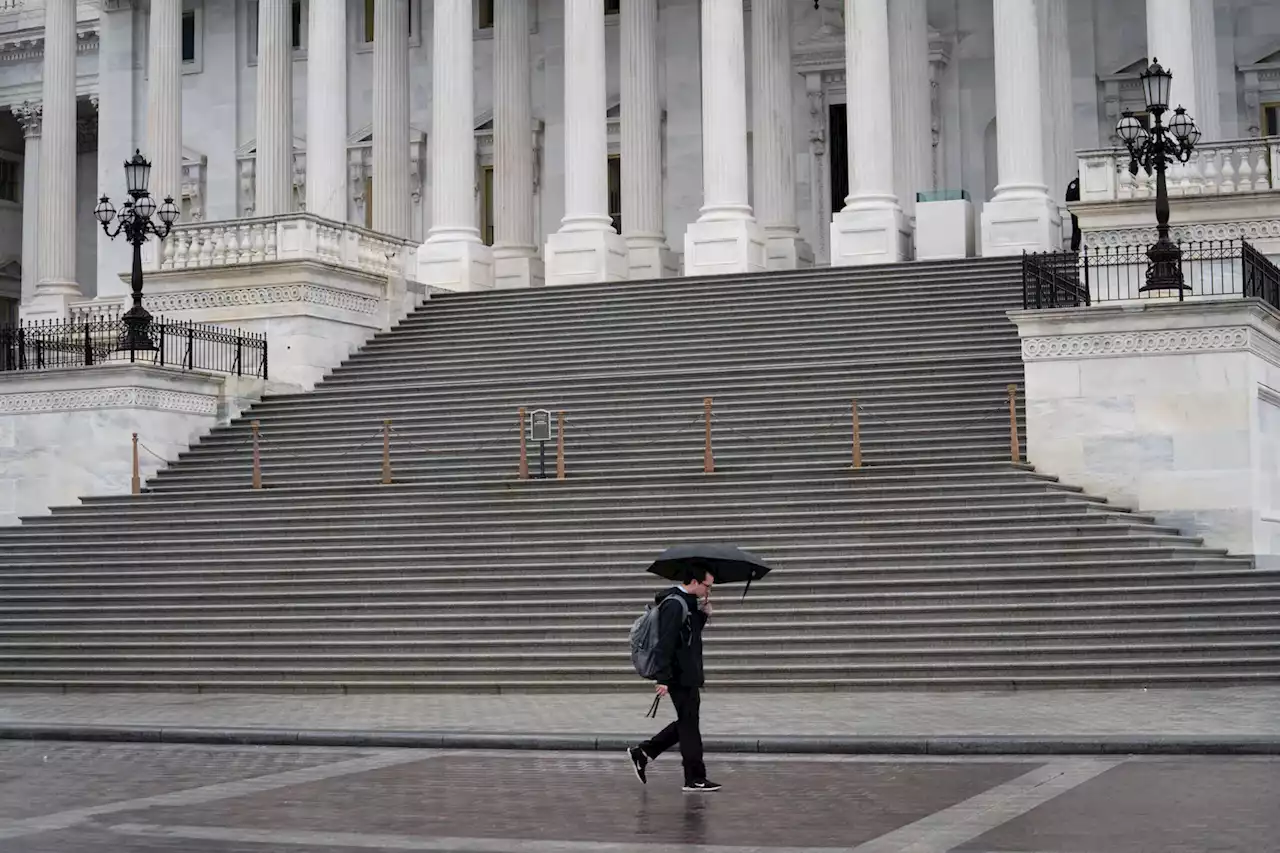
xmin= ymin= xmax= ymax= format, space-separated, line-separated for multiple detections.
xmin=0 ymin=722 xmax=1276 ymax=755
xmin=0 ymin=365 xmax=224 ymax=416
xmin=1009 ymin=298 xmax=1280 ymax=367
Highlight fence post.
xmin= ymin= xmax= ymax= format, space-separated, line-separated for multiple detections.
xmin=1007 ymin=384 xmax=1021 ymax=463
xmin=556 ymin=411 xmax=565 ymax=481
xmin=158 ymin=323 xmax=166 ymax=368
xmin=518 ymin=407 xmax=529 ymax=480
xmin=235 ymin=335 xmax=243 ymax=377
xmin=131 ymin=433 xmax=141 ymax=495
xmin=84 ymin=324 xmax=93 ymax=366
xmin=251 ymin=420 xmax=262 ymax=490
xmin=851 ymin=398 xmax=863 ymax=469
xmin=381 ymin=419 xmax=392 ymax=485
xmin=703 ymin=397 xmax=714 ymax=474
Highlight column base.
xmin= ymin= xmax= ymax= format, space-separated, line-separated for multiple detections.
xmin=493 ymin=250 xmax=546 ymax=289
xmin=980 ymin=194 xmax=1063 ymax=256
xmin=416 ymin=239 xmax=495 ymax=292
xmin=21 ymin=282 xmax=83 ymax=323
xmin=830 ymin=204 xmax=910 ymax=266
xmin=625 ymin=237 xmax=679 ymax=280
xmin=765 ymin=231 xmax=815 ymax=270
xmin=682 ymin=219 xmax=767 ymax=277
xmin=544 ymin=229 xmax=629 ymax=286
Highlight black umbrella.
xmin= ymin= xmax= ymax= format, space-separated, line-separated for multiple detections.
xmin=646 ymin=543 xmax=773 ymax=600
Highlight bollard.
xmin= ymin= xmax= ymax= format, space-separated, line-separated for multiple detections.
xmin=556 ymin=411 xmax=566 ymax=481
xmin=1007 ymin=384 xmax=1021 ymax=463
xmin=518 ymin=407 xmax=529 ymax=480
xmin=131 ymin=433 xmax=141 ymax=495
xmin=382 ymin=419 xmax=393 ymax=485
xmin=251 ymin=421 xmax=262 ymax=490
xmin=851 ymin=399 xmax=863 ymax=470
xmin=703 ymin=397 xmax=715 ymax=474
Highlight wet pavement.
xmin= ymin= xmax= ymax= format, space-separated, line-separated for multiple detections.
xmin=0 ymin=742 xmax=1276 ymax=852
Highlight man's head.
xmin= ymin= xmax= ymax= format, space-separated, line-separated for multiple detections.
xmin=682 ymin=566 xmax=715 ymax=597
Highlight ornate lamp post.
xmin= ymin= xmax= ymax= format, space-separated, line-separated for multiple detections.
xmin=94 ymin=150 xmax=180 ymax=350
xmin=1115 ymin=59 xmax=1201 ymax=293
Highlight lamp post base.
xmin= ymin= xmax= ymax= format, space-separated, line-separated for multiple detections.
xmin=120 ymin=307 xmax=156 ymax=352
xmin=1140 ymin=237 xmax=1190 ymax=293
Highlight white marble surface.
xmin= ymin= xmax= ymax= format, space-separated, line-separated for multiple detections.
xmin=0 ymin=365 xmax=228 ymax=526
xmin=1011 ymin=299 xmax=1280 ymax=564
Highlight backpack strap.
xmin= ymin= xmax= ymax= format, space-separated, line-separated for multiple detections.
xmin=659 ymin=594 xmax=692 ymax=645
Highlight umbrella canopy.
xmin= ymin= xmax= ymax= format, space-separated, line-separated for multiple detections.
xmin=646 ymin=543 xmax=773 ymax=599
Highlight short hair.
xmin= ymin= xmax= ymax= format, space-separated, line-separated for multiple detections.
xmin=683 ymin=564 xmax=715 ymax=585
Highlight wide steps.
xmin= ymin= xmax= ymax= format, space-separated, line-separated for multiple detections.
xmin=2 ymin=258 xmax=1274 ymax=691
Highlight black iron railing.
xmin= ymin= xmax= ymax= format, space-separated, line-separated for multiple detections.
xmin=0 ymin=317 xmax=268 ymax=379
xmin=1023 ymin=238 xmax=1280 ymax=312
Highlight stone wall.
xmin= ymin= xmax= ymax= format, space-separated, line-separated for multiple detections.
xmin=1010 ymin=298 xmax=1280 ymax=566
xmin=0 ymin=363 xmax=251 ymax=526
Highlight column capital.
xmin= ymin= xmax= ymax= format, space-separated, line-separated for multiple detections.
xmin=13 ymin=100 xmax=43 ymax=138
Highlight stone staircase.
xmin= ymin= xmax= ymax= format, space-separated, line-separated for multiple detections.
xmin=1 ymin=257 xmax=1277 ymax=691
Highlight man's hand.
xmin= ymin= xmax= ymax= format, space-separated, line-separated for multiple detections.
xmin=701 ymin=598 xmax=713 ymax=617
xmin=656 ymin=684 xmax=669 ymax=697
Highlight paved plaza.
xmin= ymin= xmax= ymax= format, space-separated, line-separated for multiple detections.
xmin=3 ymin=687 xmax=1280 ymax=740
xmin=0 ymin=741 xmax=1276 ymax=852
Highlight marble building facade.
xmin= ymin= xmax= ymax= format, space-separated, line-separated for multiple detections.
xmin=0 ymin=0 xmax=1277 ymax=314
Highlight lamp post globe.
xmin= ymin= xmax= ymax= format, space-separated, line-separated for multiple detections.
xmin=96 ymin=150 xmax=177 ymax=351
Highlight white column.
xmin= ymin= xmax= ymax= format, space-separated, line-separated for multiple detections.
xmin=417 ymin=0 xmax=493 ymax=291
xmin=146 ymin=0 xmax=182 ymax=212
xmin=255 ymin=0 xmax=293 ymax=217
xmin=1146 ymin=0 xmax=1219 ymax=142
xmin=621 ymin=0 xmax=676 ymax=279
xmin=12 ymin=102 xmax=41 ymax=306
xmin=372 ymin=0 xmax=410 ymax=238
xmin=683 ymin=0 xmax=765 ymax=276
xmin=95 ymin=0 xmax=137 ymax=299
xmin=888 ymin=0 xmax=931 ymax=217
xmin=1039 ymin=0 xmax=1073 ymax=215
xmin=306 ymin=0 xmax=347 ymax=221
xmin=545 ymin=0 xmax=628 ymax=285
xmin=27 ymin=0 xmax=81 ymax=320
xmin=831 ymin=0 xmax=908 ymax=266
xmin=751 ymin=0 xmax=811 ymax=270
xmin=980 ymin=0 xmax=1060 ymax=256
xmin=491 ymin=0 xmax=543 ymax=288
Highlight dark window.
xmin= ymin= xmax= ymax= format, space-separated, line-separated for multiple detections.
xmin=481 ymin=166 xmax=495 ymax=245
xmin=829 ymin=103 xmax=847 ymax=214
xmin=291 ymin=0 xmax=302 ymax=48
xmin=0 ymin=159 xmax=18 ymax=203
xmin=1264 ymin=104 xmax=1280 ymax=137
xmin=181 ymin=11 xmax=196 ymax=62
xmin=479 ymin=0 xmax=494 ymax=29
xmin=250 ymin=0 xmax=303 ymax=55
xmin=365 ymin=0 xmax=415 ymax=43
xmin=607 ymin=156 xmax=622 ymax=234
xmin=605 ymin=0 xmax=620 ymax=13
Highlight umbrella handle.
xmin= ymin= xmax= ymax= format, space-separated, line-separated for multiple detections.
xmin=646 ymin=693 xmax=662 ymax=718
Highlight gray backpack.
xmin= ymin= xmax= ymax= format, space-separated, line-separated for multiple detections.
xmin=630 ymin=594 xmax=690 ymax=680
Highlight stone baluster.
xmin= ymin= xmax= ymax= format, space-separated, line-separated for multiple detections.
xmin=1201 ymin=149 xmax=1219 ymax=194
xmin=1237 ymin=146 xmax=1254 ymax=192
xmin=1220 ymin=148 xmax=1236 ymax=193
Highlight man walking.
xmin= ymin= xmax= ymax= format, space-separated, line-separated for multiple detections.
xmin=627 ymin=566 xmax=721 ymax=792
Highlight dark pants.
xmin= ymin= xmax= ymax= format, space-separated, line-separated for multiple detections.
xmin=640 ymin=685 xmax=705 ymax=783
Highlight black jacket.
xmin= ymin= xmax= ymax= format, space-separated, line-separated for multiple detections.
xmin=651 ymin=587 xmax=708 ymax=688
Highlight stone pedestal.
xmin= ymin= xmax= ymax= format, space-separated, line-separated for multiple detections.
xmin=416 ymin=240 xmax=495 ymax=293
xmin=0 ymin=365 xmax=249 ymax=526
xmin=626 ymin=239 xmax=680 ymax=280
xmin=494 ymin=253 xmax=546 ymax=290
xmin=831 ymin=206 xmax=910 ymax=267
xmin=915 ymin=199 xmax=975 ymax=260
xmin=546 ymin=230 xmax=629 ymax=286
xmin=684 ymin=219 xmax=767 ymax=277
xmin=765 ymin=233 xmax=815 ymax=271
xmin=981 ymin=196 xmax=1063 ymax=256
xmin=1010 ymin=299 xmax=1280 ymax=566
